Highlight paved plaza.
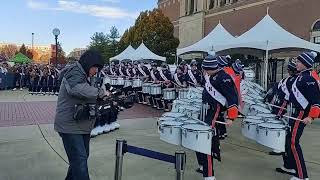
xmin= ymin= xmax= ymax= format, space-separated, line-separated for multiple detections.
xmin=0 ymin=90 xmax=319 ymax=180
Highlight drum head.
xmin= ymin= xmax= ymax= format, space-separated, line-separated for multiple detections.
xmin=163 ymin=112 xmax=185 ymax=118
xmin=182 ymin=124 xmax=211 ymax=131
xmin=161 ymin=120 xmax=183 ymax=126
xmin=243 ymin=119 xmax=264 ymax=124
xmin=258 ymin=123 xmax=286 ymax=129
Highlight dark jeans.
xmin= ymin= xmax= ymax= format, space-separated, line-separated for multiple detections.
xmin=59 ymin=133 xmax=91 ymax=180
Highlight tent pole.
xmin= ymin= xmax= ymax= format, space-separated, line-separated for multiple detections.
xmin=264 ymin=41 xmax=269 ymax=90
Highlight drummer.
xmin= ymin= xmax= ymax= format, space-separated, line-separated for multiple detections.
xmin=266 ymin=60 xmax=298 ymax=156
xmin=158 ymin=63 xmax=174 ymax=111
xmin=149 ymin=62 xmax=163 ymax=109
xmin=197 ymin=55 xmax=238 ymax=180
xmin=123 ymin=62 xmax=133 ymax=96
xmin=180 ymin=60 xmax=189 ymax=75
xmin=132 ymin=61 xmax=142 ymax=103
xmin=276 ymin=52 xmax=320 ymax=180
xmin=137 ymin=61 xmax=151 ymax=104
xmin=187 ymin=60 xmax=203 ymax=87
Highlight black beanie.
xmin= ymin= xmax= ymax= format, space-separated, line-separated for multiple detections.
xmin=79 ymin=50 xmax=104 ymax=75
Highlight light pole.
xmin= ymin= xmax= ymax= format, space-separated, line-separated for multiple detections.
xmin=31 ymin=33 xmax=34 ymax=50
xmin=52 ymin=28 xmax=60 ymax=68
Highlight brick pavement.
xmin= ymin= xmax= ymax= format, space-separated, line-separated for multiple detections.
xmin=0 ymin=101 xmax=162 ymax=127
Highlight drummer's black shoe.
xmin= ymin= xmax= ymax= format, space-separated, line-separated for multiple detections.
xmin=269 ymin=151 xmax=283 ymax=156
xmin=195 ymin=167 xmax=203 ymax=174
xmin=276 ymin=166 xmax=296 ymax=176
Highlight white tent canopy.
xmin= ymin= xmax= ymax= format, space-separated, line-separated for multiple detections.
xmin=131 ymin=42 xmax=166 ymax=61
xmin=177 ymin=23 xmax=235 ymax=55
xmin=215 ymin=14 xmax=320 ymax=53
xmin=110 ymin=45 xmax=135 ymax=61
xmin=214 ymin=14 xmax=320 ymax=89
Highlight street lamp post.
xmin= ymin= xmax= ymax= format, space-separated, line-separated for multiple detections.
xmin=52 ymin=28 xmax=60 ymax=68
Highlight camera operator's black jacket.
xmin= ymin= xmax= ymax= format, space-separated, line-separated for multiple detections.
xmin=54 ymin=58 xmax=104 ymax=134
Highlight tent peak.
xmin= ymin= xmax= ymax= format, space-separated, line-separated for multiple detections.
xmin=267 ymin=6 xmax=269 ymax=15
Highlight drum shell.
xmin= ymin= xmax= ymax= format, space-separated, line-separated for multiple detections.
xmin=163 ymin=88 xmax=176 ymax=100
xmin=241 ymin=119 xmax=264 ymax=140
xmin=110 ymin=78 xmax=118 ymax=86
xmin=133 ymin=79 xmax=142 ymax=87
xmin=117 ymin=78 xmax=124 ymax=85
xmin=151 ymin=85 xmax=162 ymax=95
xmin=181 ymin=125 xmax=213 ymax=155
xmin=159 ymin=122 xmax=182 ymax=145
xmin=124 ymin=79 xmax=132 ymax=87
xmin=256 ymin=123 xmax=286 ymax=152
xmin=178 ymin=88 xmax=189 ymax=99
xmin=142 ymin=83 xmax=152 ymax=94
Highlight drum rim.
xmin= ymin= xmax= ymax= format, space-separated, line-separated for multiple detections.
xmin=258 ymin=123 xmax=287 ymax=129
xmin=181 ymin=124 xmax=212 ymax=131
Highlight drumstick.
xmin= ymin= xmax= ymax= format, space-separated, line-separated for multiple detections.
xmin=187 ymin=81 xmax=197 ymax=86
xmin=266 ymin=103 xmax=286 ymax=110
xmin=283 ymin=115 xmax=304 ymax=122
xmin=215 ymin=121 xmax=228 ymax=125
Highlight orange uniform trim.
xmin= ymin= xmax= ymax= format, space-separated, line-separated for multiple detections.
xmin=309 ymin=106 xmax=320 ymax=119
xmin=227 ymin=106 xmax=238 ymax=120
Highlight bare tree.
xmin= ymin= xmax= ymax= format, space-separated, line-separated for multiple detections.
xmin=0 ymin=44 xmax=18 ymax=59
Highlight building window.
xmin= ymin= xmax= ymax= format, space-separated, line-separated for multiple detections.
xmin=311 ymin=20 xmax=320 ymax=44
xmin=185 ymin=0 xmax=188 ymax=15
xmin=189 ymin=0 xmax=195 ymax=14
xmin=314 ymin=37 xmax=320 ymax=44
xmin=313 ymin=21 xmax=320 ymax=32
xmin=209 ymin=0 xmax=214 ymax=9
xmin=221 ymin=0 xmax=227 ymax=6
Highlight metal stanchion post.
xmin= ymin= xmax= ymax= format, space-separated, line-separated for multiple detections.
xmin=175 ymin=151 xmax=186 ymax=180
xmin=115 ymin=139 xmax=126 ymax=180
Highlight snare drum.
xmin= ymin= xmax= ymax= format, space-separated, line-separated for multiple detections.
xmin=178 ymin=88 xmax=189 ymax=99
xmin=185 ymin=106 xmax=200 ymax=119
xmin=117 ymin=77 xmax=125 ymax=85
xmin=159 ymin=121 xmax=183 ymax=145
xmin=124 ymin=79 xmax=132 ymax=87
xmin=110 ymin=78 xmax=118 ymax=86
xmin=142 ymin=83 xmax=152 ymax=94
xmin=133 ymin=79 xmax=143 ymax=88
xmin=257 ymin=123 xmax=287 ymax=152
xmin=163 ymin=88 xmax=176 ymax=100
xmin=151 ymin=84 xmax=162 ymax=95
xmin=241 ymin=119 xmax=264 ymax=140
xmin=181 ymin=124 xmax=215 ymax=155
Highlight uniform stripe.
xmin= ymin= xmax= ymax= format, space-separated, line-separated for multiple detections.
xmin=277 ymin=100 xmax=287 ymax=116
xmin=207 ymin=155 xmax=213 ymax=177
xmin=291 ymin=110 xmax=304 ymax=179
xmin=206 ymin=104 xmax=221 ymax=177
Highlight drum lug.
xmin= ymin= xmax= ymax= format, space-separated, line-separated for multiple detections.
xmin=207 ymin=133 xmax=210 ymax=139
xmin=170 ymin=127 xmax=173 ymax=134
xmin=196 ymin=132 xmax=199 ymax=140
xmin=265 ymin=129 xmax=268 ymax=136
xmin=184 ymin=130 xmax=187 ymax=138
xmin=277 ymin=131 xmax=280 ymax=137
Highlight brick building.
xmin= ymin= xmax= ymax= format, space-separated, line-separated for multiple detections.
xmin=158 ymin=0 xmax=320 ymax=85
xmin=158 ymin=0 xmax=320 ymax=49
